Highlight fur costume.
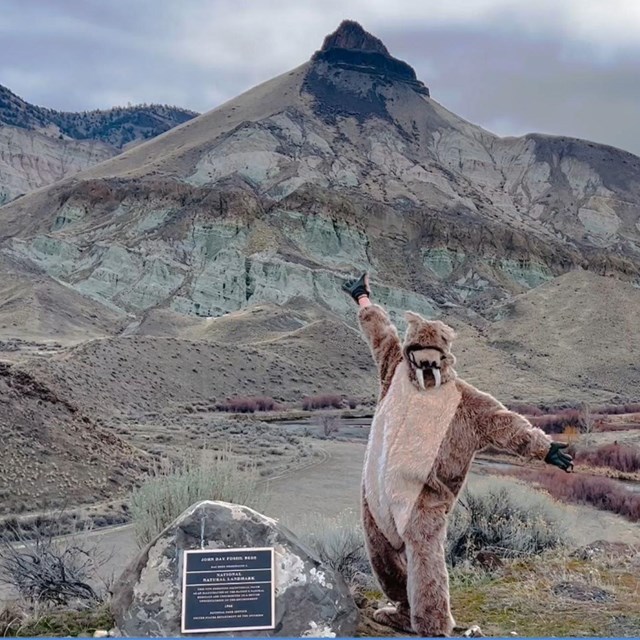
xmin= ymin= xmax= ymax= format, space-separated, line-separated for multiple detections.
xmin=358 ymin=305 xmax=554 ymax=637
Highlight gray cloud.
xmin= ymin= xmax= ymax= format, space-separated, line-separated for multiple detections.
xmin=384 ymin=27 xmax=640 ymax=154
xmin=1 ymin=0 xmax=639 ymax=155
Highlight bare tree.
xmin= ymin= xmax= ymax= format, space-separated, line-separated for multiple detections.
xmin=580 ymin=401 xmax=596 ymax=446
xmin=318 ymin=416 xmax=340 ymax=438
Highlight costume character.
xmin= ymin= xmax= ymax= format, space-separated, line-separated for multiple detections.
xmin=342 ymin=273 xmax=572 ymax=636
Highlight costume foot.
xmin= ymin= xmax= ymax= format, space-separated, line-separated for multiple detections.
xmin=373 ymin=605 xmax=413 ymax=634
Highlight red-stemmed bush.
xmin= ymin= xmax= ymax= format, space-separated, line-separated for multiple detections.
xmin=302 ymin=394 xmax=344 ymax=411
xmin=571 ymin=442 xmax=640 ymax=474
xmin=216 ymin=396 xmax=277 ymax=413
xmin=530 ymin=409 xmax=583 ymax=434
xmin=509 ymin=403 xmax=545 ymax=416
xmin=502 ymin=467 xmax=640 ymax=522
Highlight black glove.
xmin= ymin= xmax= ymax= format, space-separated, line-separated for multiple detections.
xmin=342 ymin=273 xmax=370 ymax=303
xmin=544 ymin=442 xmax=574 ymax=472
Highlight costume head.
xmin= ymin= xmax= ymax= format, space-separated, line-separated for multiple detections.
xmin=402 ymin=311 xmax=457 ymax=390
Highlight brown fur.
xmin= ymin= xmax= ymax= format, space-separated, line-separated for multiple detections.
xmin=358 ymin=305 xmax=552 ymax=636
xmin=358 ymin=304 xmax=403 ymax=400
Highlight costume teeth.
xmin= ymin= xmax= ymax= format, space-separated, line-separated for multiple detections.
xmin=416 ymin=367 xmax=426 ymax=390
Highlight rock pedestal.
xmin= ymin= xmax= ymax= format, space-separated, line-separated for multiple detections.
xmin=111 ymin=501 xmax=358 ymax=637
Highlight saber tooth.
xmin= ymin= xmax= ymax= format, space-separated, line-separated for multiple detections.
xmin=433 ymin=368 xmax=441 ymax=388
xmin=416 ymin=367 xmax=426 ymax=390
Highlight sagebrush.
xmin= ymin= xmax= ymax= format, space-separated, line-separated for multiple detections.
xmin=130 ymin=451 xmax=265 ymax=546
xmin=294 ymin=477 xmax=569 ymax=590
xmin=295 ymin=510 xmax=370 ymax=588
xmin=446 ymin=477 xmax=570 ymax=567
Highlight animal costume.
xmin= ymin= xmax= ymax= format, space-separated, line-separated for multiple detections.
xmin=342 ymin=273 xmax=572 ymax=637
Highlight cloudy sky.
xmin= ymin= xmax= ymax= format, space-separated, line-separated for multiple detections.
xmin=2 ymin=0 xmax=639 ymax=155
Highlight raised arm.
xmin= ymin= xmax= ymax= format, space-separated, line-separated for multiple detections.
xmin=342 ymin=273 xmax=402 ymax=398
xmin=460 ymin=381 xmax=573 ymax=471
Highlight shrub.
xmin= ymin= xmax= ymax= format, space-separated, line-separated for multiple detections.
xmin=130 ymin=452 xmax=265 ymax=546
xmin=295 ymin=510 xmax=370 ymax=588
xmin=513 ymin=402 xmax=640 ymax=434
xmin=593 ymin=402 xmax=640 ymax=415
xmin=0 ymin=519 xmax=106 ymax=605
xmin=504 ymin=467 xmax=640 ymax=522
xmin=571 ymin=442 xmax=640 ymax=473
xmin=216 ymin=397 xmax=257 ymax=413
xmin=530 ymin=408 xmax=583 ymax=434
xmin=509 ymin=403 xmax=544 ymax=416
xmin=317 ymin=416 xmax=340 ymax=438
xmin=446 ymin=477 xmax=570 ymax=567
xmin=295 ymin=478 xmax=570 ymax=589
xmin=254 ymin=396 xmax=276 ymax=411
xmin=215 ymin=396 xmax=276 ymax=413
xmin=302 ymin=394 xmax=343 ymax=410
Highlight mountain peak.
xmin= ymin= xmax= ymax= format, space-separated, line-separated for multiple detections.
xmin=305 ymin=20 xmax=429 ymax=121
xmin=319 ymin=20 xmax=390 ymax=55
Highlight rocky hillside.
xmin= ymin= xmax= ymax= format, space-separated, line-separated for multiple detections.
xmin=0 ymin=84 xmax=197 ymax=147
xmin=0 ymin=361 xmax=151 ymax=514
xmin=0 ymin=20 xmax=639 ymax=402
xmin=0 ymin=84 xmax=197 ymax=204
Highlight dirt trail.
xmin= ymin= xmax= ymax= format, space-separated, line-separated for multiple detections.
xmin=266 ymin=440 xmax=365 ymax=524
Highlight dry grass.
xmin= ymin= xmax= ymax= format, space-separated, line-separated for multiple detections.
xmin=0 ymin=602 xmax=114 ymax=638
xmin=359 ymin=546 xmax=640 ymax=637
xmin=109 ymin=416 xmax=317 ymax=479
xmin=449 ymin=546 xmax=640 ymax=637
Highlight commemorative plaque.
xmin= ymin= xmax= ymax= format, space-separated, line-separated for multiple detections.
xmin=181 ymin=547 xmax=275 ymax=634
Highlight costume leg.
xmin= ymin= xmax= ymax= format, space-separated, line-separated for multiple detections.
xmin=403 ymin=504 xmax=455 ymax=637
xmin=362 ymin=494 xmax=412 ymax=633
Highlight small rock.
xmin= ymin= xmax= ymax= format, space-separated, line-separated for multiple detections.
xmin=463 ymin=624 xmax=484 ymax=637
xmin=552 ymin=580 xmax=612 ymax=602
xmin=474 ymin=550 xmax=503 ymax=571
xmin=572 ymin=540 xmax=633 ymax=560
xmin=93 ymin=631 xmax=109 ymax=638
xmin=509 ymin=632 xmax=518 ymax=636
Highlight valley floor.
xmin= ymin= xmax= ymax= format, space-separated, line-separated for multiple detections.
xmin=2 ymin=438 xmax=640 ymax=606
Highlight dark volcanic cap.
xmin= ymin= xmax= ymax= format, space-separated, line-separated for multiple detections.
xmin=320 ymin=19 xmax=390 ymax=55
xmin=310 ymin=20 xmax=429 ymax=96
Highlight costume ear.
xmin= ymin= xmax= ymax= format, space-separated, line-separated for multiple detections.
xmin=436 ymin=321 xmax=456 ymax=343
xmin=404 ymin=310 xmax=426 ymax=324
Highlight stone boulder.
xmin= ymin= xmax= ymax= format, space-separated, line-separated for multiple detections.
xmin=111 ymin=501 xmax=359 ymax=637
